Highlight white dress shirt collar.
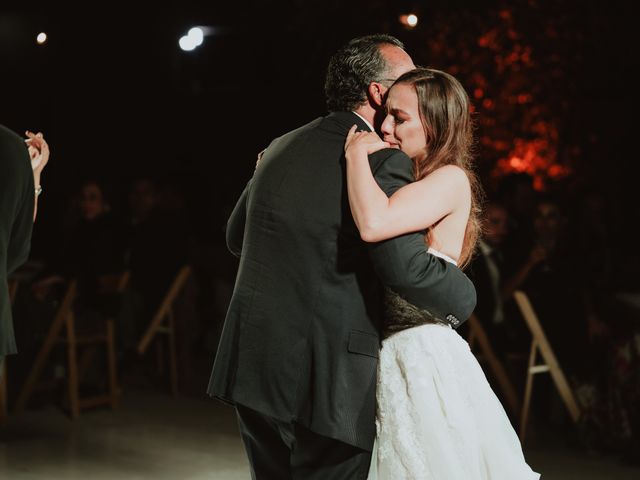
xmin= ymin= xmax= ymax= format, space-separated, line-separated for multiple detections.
xmin=352 ymin=111 xmax=374 ymax=132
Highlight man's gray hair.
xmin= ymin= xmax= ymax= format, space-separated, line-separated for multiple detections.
xmin=324 ymin=34 xmax=405 ymax=112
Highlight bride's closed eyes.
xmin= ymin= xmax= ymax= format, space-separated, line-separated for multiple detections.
xmin=385 ymin=107 xmax=409 ymax=125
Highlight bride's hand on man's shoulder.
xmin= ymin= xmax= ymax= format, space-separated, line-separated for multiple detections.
xmin=344 ymin=125 xmax=390 ymax=158
xmin=25 ymin=130 xmax=50 ymax=173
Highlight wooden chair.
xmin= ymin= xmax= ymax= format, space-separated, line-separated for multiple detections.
xmin=137 ymin=266 xmax=191 ymax=397
xmin=467 ymin=313 xmax=522 ymax=419
xmin=15 ymin=272 xmax=129 ymax=418
xmin=0 ymin=279 xmax=20 ymax=425
xmin=74 ymin=272 xmax=130 ymax=394
xmin=513 ymin=290 xmax=581 ymax=443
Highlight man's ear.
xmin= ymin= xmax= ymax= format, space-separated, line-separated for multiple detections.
xmin=367 ymin=82 xmax=385 ymax=107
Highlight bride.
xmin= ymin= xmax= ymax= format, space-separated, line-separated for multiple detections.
xmin=345 ymin=67 xmax=540 ymax=479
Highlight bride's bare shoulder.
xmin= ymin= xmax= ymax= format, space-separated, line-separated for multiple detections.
xmin=418 ymin=164 xmax=470 ymax=189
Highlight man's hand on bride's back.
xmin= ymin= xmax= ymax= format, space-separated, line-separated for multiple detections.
xmin=344 ymin=125 xmax=390 ymax=159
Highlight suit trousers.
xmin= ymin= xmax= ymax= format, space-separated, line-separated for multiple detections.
xmin=236 ymin=403 xmax=372 ymax=480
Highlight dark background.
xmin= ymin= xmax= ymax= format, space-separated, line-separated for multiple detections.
xmin=1 ymin=0 xmax=637 ymax=253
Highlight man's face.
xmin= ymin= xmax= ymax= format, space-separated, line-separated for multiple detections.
xmin=80 ymin=183 xmax=106 ymax=221
xmin=130 ymin=180 xmax=159 ymax=218
xmin=534 ymin=202 xmax=562 ymax=237
xmin=483 ymin=204 xmax=509 ymax=247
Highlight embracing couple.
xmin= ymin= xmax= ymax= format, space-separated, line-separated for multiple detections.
xmin=208 ymin=35 xmax=539 ymax=479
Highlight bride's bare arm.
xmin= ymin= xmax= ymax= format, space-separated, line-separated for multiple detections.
xmin=345 ymin=128 xmax=469 ymax=242
xmin=25 ymin=131 xmax=49 ymax=221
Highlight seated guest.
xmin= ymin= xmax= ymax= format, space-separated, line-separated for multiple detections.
xmin=567 ymin=189 xmax=639 ymax=458
xmin=503 ymin=196 xmax=591 ymax=372
xmin=70 ymin=181 xmax=127 ymax=311
xmin=124 ymin=178 xmax=190 ymax=338
xmin=469 ymin=201 xmax=527 ymax=355
xmin=497 ymin=173 xmax=536 ymax=253
xmin=33 ymin=180 xmax=127 ymax=326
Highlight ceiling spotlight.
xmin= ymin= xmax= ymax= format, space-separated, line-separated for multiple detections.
xmin=36 ymin=32 xmax=47 ymax=45
xmin=180 ymin=26 xmax=207 ymax=51
xmin=179 ymin=35 xmax=197 ymax=51
xmin=188 ymin=27 xmax=204 ymax=47
xmin=399 ymin=13 xmax=419 ymax=28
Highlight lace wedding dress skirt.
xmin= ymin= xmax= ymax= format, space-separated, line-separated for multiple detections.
xmin=368 ymin=249 xmax=540 ymax=480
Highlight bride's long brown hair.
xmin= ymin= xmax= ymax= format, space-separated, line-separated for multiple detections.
xmin=392 ymin=68 xmax=483 ymax=268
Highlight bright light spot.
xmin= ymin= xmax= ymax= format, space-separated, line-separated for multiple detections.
xmin=399 ymin=13 xmax=419 ymax=28
xmin=188 ymin=27 xmax=204 ymax=46
xmin=36 ymin=32 xmax=47 ymax=45
xmin=180 ymin=27 xmax=206 ymax=51
xmin=179 ymin=35 xmax=197 ymax=51
xmin=509 ymin=156 xmax=525 ymax=170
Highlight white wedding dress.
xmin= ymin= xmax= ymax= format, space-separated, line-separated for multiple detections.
xmin=368 ymin=249 xmax=540 ymax=480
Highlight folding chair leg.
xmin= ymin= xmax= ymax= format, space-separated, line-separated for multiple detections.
xmin=77 ymin=347 xmax=99 ymax=383
xmin=0 ymin=360 xmax=7 ymax=426
xmin=514 ymin=291 xmax=582 ymax=444
xmin=467 ymin=328 xmax=477 ymax=350
xmin=15 ymin=281 xmax=77 ymax=414
xmin=168 ymin=311 xmax=179 ymax=397
xmin=106 ymin=320 xmax=119 ymax=409
xmin=519 ymin=339 xmax=538 ymax=443
xmin=15 ymin=312 xmax=66 ymax=413
xmin=136 ymin=267 xmax=190 ymax=395
xmin=66 ymin=312 xmax=80 ymax=419
xmin=467 ymin=315 xmax=521 ymax=419
xmin=156 ymin=339 xmax=164 ymax=375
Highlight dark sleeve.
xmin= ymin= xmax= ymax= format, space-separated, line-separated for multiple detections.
xmin=225 ymin=178 xmax=252 ymax=258
xmin=366 ymin=149 xmax=476 ymax=325
xmin=0 ymin=128 xmax=35 ymax=276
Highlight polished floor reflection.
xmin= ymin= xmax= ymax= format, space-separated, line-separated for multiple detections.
xmin=0 ymin=388 xmax=248 ymax=480
xmin=0 ymin=386 xmax=638 ymax=479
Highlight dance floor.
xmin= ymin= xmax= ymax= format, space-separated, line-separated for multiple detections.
xmin=1 ymin=386 xmax=638 ymax=480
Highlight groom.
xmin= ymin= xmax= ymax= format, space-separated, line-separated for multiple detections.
xmin=209 ymin=35 xmax=476 ymax=479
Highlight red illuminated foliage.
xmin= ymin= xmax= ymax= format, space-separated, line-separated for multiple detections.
xmin=412 ymin=0 xmax=588 ymax=190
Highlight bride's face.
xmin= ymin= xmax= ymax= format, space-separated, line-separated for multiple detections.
xmin=380 ymin=83 xmax=426 ymax=160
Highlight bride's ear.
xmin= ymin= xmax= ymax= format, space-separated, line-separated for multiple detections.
xmin=367 ymin=82 xmax=385 ymax=107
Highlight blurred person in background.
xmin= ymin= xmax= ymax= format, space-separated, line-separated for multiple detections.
xmin=566 ymin=188 xmax=640 ymax=461
xmin=468 ymin=201 xmax=528 ymax=355
xmin=497 ymin=173 xmax=536 ymax=254
xmin=119 ymin=177 xmax=194 ymax=388
xmin=127 ymin=177 xmax=189 ymax=316
xmin=32 ymin=180 xmax=127 ymax=320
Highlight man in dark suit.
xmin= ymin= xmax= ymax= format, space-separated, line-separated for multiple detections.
xmin=469 ymin=201 xmax=533 ymax=357
xmin=469 ymin=202 xmax=509 ymax=330
xmin=208 ymin=35 xmax=477 ymax=479
xmin=1 ymin=126 xmax=47 ymax=377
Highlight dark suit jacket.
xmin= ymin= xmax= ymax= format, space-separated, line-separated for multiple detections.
xmin=208 ymin=112 xmax=476 ymax=450
xmin=1 ymin=125 xmax=35 ymax=356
